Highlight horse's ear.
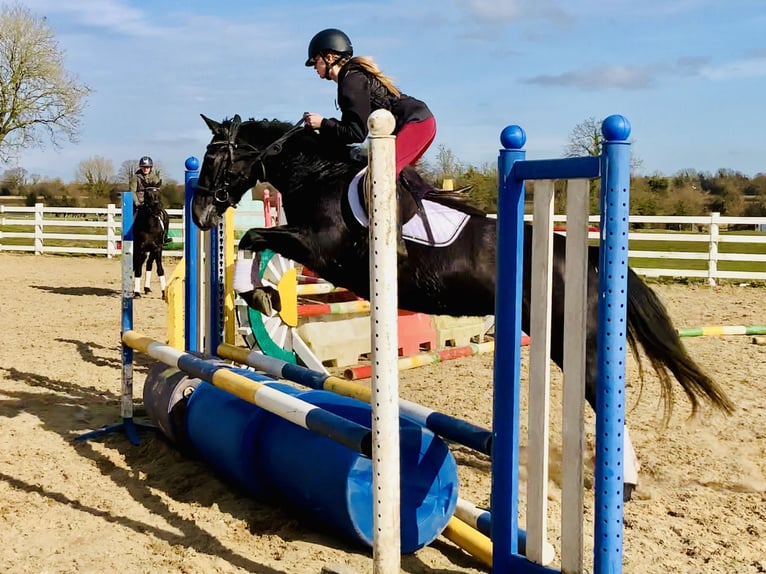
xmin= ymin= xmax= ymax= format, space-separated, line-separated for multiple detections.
xmin=229 ymin=114 xmax=243 ymax=141
xmin=201 ymin=114 xmax=221 ymax=133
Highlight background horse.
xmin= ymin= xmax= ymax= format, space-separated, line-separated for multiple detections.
xmin=192 ymin=114 xmax=735 ymax=498
xmin=133 ymin=186 xmax=167 ymax=300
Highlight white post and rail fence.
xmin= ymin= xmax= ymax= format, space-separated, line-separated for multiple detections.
xmin=2 ymin=202 xmax=765 ymax=284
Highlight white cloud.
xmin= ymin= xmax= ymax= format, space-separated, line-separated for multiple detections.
xmin=525 ymin=64 xmax=657 ymax=90
xmin=522 ymin=53 xmax=766 ymax=91
xmin=21 ymin=0 xmax=158 ymax=37
xmin=455 ymin=0 xmax=569 ymax=26
xmin=699 ymin=54 xmax=766 ymax=81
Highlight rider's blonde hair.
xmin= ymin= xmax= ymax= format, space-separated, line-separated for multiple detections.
xmin=335 ymin=55 xmax=401 ymax=98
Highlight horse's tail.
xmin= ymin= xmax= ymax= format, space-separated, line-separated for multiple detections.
xmin=626 ymin=269 xmax=735 ymax=421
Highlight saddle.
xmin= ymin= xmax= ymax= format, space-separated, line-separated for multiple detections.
xmin=348 ymin=168 xmax=471 ymax=248
xmin=355 ymin=167 xmax=437 ymax=245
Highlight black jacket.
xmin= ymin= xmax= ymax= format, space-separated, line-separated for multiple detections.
xmin=319 ymin=60 xmax=433 ymax=147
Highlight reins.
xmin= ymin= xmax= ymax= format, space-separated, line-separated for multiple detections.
xmin=256 ymin=117 xmax=306 ymax=160
xmin=204 ymin=116 xmax=306 ymax=207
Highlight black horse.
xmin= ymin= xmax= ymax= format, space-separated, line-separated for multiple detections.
xmin=192 ymin=114 xmax=735 ymax=494
xmin=133 ymin=186 xmax=167 ymax=300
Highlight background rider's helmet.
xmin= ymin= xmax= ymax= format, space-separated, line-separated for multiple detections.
xmin=305 ymin=28 xmax=353 ymax=67
xmin=138 ymin=156 xmax=153 ymax=168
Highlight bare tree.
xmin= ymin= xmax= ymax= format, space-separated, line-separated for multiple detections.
xmin=76 ymin=156 xmax=114 ymax=198
xmin=150 ymin=159 xmax=164 ymax=182
xmin=118 ymin=159 xmax=137 ymax=189
xmin=434 ymin=144 xmax=463 ymax=177
xmin=1 ymin=166 xmax=28 ymax=193
xmin=0 ymin=4 xmax=91 ymax=163
xmin=565 ymin=116 xmax=643 ymax=175
xmin=564 ymin=116 xmax=603 ymax=158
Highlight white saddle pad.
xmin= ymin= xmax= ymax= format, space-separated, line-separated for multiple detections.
xmin=347 ymin=169 xmax=470 ymax=247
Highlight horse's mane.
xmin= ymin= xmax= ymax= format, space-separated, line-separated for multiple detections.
xmin=227 ymin=117 xmax=297 ymax=147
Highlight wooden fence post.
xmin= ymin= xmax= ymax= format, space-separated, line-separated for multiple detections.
xmin=34 ymin=203 xmax=44 ymax=255
xmin=708 ymin=211 xmax=720 ymax=286
xmin=107 ymin=203 xmax=117 ymax=258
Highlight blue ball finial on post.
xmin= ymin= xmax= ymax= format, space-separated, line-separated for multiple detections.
xmin=185 ymin=156 xmax=201 ymax=171
xmin=601 ymin=115 xmax=631 ymax=142
xmin=500 ymin=125 xmax=526 ymax=150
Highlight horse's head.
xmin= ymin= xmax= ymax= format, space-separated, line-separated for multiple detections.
xmin=193 ymin=114 xmax=306 ymax=230
xmin=193 ymin=114 xmax=251 ymax=230
xmin=142 ymin=186 xmax=161 ymax=210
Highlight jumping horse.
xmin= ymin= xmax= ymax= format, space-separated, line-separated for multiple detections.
xmin=133 ymin=186 xmax=167 ymax=300
xmin=191 ymin=114 xmax=735 ymax=498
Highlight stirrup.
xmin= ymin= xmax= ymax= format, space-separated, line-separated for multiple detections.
xmin=396 ymin=236 xmax=408 ymax=259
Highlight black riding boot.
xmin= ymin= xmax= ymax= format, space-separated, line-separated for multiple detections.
xmin=397 ymin=172 xmax=435 ymax=247
xmin=162 ymin=210 xmax=172 ymax=244
xmin=396 ymin=196 xmax=408 ymax=260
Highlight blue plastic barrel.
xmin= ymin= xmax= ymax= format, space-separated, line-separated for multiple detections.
xmin=184 ymin=376 xmax=293 ymax=499
xmin=142 ymin=364 xmax=202 ymax=453
xmin=183 ymin=378 xmax=458 ymax=553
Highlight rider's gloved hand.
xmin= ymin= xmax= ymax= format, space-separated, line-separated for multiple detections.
xmin=347 ymin=137 xmax=370 ymax=163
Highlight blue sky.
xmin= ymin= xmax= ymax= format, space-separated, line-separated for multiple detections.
xmin=9 ymin=0 xmax=766 ymax=183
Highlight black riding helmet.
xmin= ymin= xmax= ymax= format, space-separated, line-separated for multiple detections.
xmin=138 ymin=156 xmax=153 ymax=168
xmin=305 ymin=28 xmax=353 ymax=66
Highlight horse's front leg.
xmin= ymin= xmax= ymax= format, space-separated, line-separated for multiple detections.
xmin=144 ymin=253 xmax=154 ymax=295
xmin=236 ymin=226 xmax=318 ymax=315
xmin=239 ymin=226 xmax=317 ymax=264
xmin=155 ymin=250 xmax=167 ymax=301
xmin=133 ymin=250 xmax=147 ymax=298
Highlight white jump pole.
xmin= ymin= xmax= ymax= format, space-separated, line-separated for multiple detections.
xmin=367 ymin=109 xmax=401 ymax=573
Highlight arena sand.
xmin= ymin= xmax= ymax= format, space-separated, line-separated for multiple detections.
xmin=0 ymin=253 xmax=764 ymax=573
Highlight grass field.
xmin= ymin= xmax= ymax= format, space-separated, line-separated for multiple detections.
xmin=2 ymin=215 xmax=764 ymax=274
xmin=628 ymin=230 xmax=766 ymax=273
xmin=0 ymin=216 xmax=183 ymax=252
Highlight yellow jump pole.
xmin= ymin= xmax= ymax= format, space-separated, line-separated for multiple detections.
xmin=441 ymin=517 xmax=492 ymax=568
xmin=224 ymin=207 xmax=236 ymax=345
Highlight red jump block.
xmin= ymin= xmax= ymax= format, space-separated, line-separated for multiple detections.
xmin=397 ymin=311 xmax=436 ymax=356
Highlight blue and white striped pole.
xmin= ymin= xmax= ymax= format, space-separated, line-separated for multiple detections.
xmin=123 ymin=331 xmax=373 ymax=456
xmin=75 ymin=191 xmax=155 ymax=444
xmin=217 ymin=342 xmax=494 ymax=454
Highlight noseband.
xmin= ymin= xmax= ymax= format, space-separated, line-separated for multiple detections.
xmin=202 ymin=117 xmax=306 ymax=208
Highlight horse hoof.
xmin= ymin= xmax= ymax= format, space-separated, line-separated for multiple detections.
xmin=242 ymin=286 xmax=282 ymax=312
xmin=144 ymin=287 xmax=152 ymax=294
xmin=623 ymin=483 xmax=636 ymax=502
xmin=134 ymin=292 xmax=141 ymax=298
xmin=240 ymin=289 xmax=278 ymax=316
xmin=161 ymin=291 xmax=167 ymax=302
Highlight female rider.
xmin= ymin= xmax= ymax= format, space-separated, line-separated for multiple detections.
xmin=303 ymin=28 xmax=436 ymax=184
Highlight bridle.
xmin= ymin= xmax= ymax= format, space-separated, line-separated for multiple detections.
xmin=200 ymin=116 xmax=306 ymax=209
